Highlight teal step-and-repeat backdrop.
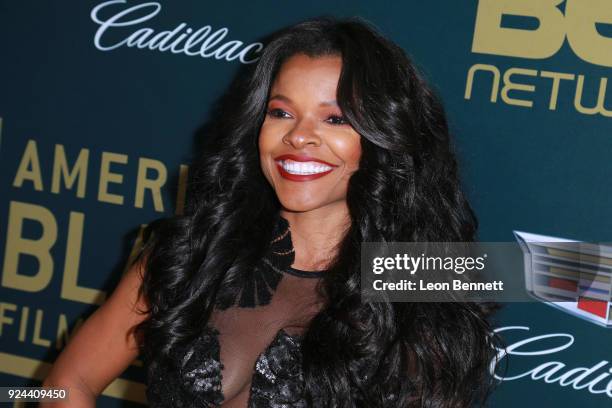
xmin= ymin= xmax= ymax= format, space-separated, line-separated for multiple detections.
xmin=1 ymin=1 xmax=611 ymax=406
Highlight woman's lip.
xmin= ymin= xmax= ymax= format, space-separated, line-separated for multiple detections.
xmin=275 ymin=161 xmax=335 ymax=181
xmin=274 ymin=154 xmax=338 ymax=167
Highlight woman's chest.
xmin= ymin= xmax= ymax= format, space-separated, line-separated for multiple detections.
xmin=215 ymin=323 xmax=297 ymax=404
xmin=151 ymin=320 xmax=305 ymax=408
xmin=210 ymin=325 xmax=303 ymax=407
xmin=208 ymin=297 xmax=320 ymax=405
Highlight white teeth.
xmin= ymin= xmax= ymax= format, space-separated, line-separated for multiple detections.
xmin=277 ymin=160 xmax=333 ymax=175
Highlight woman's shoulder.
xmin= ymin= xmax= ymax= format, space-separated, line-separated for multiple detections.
xmin=42 ymin=255 xmax=150 ymax=400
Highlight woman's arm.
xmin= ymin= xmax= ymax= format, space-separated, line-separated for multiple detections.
xmin=40 ymin=258 xmax=150 ymax=407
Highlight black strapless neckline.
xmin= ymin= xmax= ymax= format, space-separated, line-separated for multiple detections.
xmin=285 ymin=265 xmax=326 ymax=278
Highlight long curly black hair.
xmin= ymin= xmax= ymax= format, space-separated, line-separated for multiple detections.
xmin=133 ymin=16 xmax=499 ymax=407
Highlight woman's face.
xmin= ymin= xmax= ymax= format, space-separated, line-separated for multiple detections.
xmin=259 ymin=53 xmax=361 ymax=213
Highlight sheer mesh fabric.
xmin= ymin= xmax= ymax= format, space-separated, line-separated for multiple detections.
xmin=145 ymin=213 xmax=326 ymax=407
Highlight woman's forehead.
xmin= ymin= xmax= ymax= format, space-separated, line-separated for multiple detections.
xmin=270 ymin=54 xmax=342 ymax=95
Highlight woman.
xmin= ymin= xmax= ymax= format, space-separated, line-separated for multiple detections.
xmin=43 ymin=17 xmax=497 ymax=407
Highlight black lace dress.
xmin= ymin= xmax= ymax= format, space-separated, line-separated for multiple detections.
xmin=144 ymin=213 xmax=327 ymax=407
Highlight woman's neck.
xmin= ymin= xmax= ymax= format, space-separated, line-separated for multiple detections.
xmin=279 ymin=201 xmax=351 ymax=271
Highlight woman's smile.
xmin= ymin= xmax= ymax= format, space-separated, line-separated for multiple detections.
xmin=274 ymin=154 xmax=339 ymax=181
xmin=258 ymin=54 xmax=362 ymax=212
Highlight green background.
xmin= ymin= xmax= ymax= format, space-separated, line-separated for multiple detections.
xmin=1 ymin=1 xmax=610 ymax=406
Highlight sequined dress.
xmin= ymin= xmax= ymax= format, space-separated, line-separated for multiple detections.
xmin=145 ymin=213 xmax=327 ymax=407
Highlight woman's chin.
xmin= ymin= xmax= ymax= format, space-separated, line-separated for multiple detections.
xmin=277 ymin=196 xmax=324 ymax=213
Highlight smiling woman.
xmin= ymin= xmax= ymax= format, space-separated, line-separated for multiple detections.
xmin=259 ymin=54 xmax=361 ymax=267
xmin=260 ymin=56 xmax=360 ymax=182
xmin=42 ymin=16 xmax=499 ymax=408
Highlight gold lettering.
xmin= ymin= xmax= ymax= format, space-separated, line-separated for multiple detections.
xmin=465 ymin=63 xmax=500 ymax=102
xmin=61 ymin=211 xmax=106 ymax=305
xmin=565 ymin=0 xmax=612 ymax=67
xmin=2 ymin=201 xmax=57 ymax=292
xmin=98 ymin=152 xmax=128 ymax=205
xmin=574 ymin=75 xmax=612 ymax=117
xmin=13 ymin=140 xmax=44 ymax=191
xmin=0 ymin=302 xmax=17 ymax=336
xmin=33 ymin=309 xmax=51 ymax=347
xmin=472 ymin=0 xmax=565 ymax=59
xmin=18 ymin=306 xmax=29 ymax=342
xmin=51 ymin=144 xmax=90 ymax=198
xmin=501 ymin=67 xmax=537 ymax=107
xmin=135 ymin=157 xmax=167 ymax=212
xmin=540 ymin=71 xmax=576 ymax=110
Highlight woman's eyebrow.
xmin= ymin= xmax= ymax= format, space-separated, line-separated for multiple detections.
xmin=269 ymin=94 xmax=338 ymax=107
xmin=269 ymin=94 xmax=291 ymax=103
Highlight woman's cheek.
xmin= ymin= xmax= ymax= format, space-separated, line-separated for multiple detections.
xmin=333 ymin=133 xmax=362 ymax=169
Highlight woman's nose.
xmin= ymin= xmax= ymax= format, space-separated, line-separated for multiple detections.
xmin=282 ymin=118 xmax=321 ymax=148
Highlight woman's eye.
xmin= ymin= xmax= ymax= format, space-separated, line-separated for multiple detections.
xmin=266 ymin=109 xmax=347 ymax=125
xmin=267 ymin=108 xmax=291 ymax=119
xmin=326 ymin=115 xmax=348 ymax=125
